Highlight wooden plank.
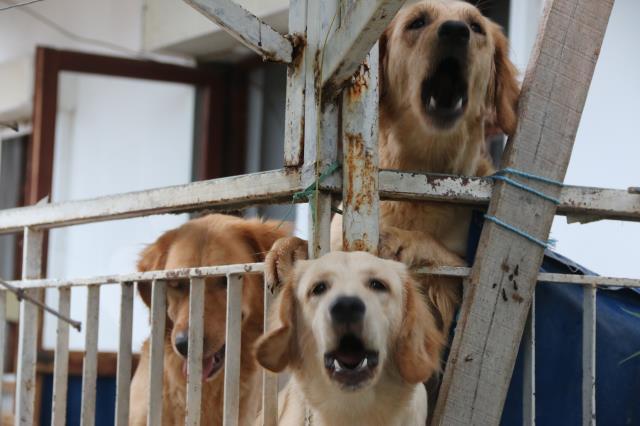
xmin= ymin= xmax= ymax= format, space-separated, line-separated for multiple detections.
xmin=114 ymin=282 xmax=134 ymax=426
xmin=303 ymin=0 xmax=340 ymax=258
xmin=377 ymin=171 xmax=640 ymax=223
xmin=433 ymin=1 xmax=615 ymax=424
xmin=321 ymin=0 xmax=404 ymax=92
xmin=223 ymin=274 xmax=243 ymax=426
xmin=185 ymin=278 xmax=205 ymax=426
xmin=341 ymin=35 xmax=380 ymax=252
xmin=147 ymin=280 xmax=167 ymax=426
xmin=15 ymin=228 xmax=43 ymax=426
xmin=261 ymin=275 xmax=277 ymax=426
xmin=80 ymin=286 xmax=100 ymax=426
xmin=0 ymin=169 xmax=302 ymax=234
xmin=582 ymin=286 xmax=596 ymax=426
xmin=283 ymin=0 xmax=307 ymax=167
xmin=2 ymin=166 xmax=639 ymax=237
xmin=52 ymin=287 xmax=71 ymax=426
xmin=182 ymin=0 xmax=293 ymax=63
xmin=522 ymin=298 xmax=536 ymax=426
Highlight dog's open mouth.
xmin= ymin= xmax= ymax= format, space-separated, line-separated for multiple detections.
xmin=182 ymin=343 xmax=225 ymax=382
xmin=421 ymin=56 xmax=468 ymax=127
xmin=324 ymin=334 xmax=379 ymax=389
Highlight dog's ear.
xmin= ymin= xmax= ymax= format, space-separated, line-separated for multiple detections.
xmin=395 ymin=275 xmax=444 ymax=384
xmin=489 ymin=24 xmax=520 ymax=137
xmin=234 ymin=219 xmax=292 ymax=263
xmin=136 ymin=229 xmax=178 ymax=308
xmin=254 ymin=281 xmax=298 ymax=372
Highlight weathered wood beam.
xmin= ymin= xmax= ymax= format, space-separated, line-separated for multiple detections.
xmin=341 ymin=29 xmax=380 ymax=252
xmin=183 ymin=0 xmax=293 ymax=63
xmin=377 ymin=171 xmax=640 ymax=222
xmin=283 ymin=0 xmax=307 ymax=166
xmin=321 ymin=0 xmax=404 ymax=93
xmin=432 ymin=0 xmax=615 ymax=424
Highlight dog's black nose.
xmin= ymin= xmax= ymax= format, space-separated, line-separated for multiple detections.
xmin=330 ymin=296 xmax=366 ymax=325
xmin=174 ymin=331 xmax=189 ymax=357
xmin=438 ymin=20 xmax=470 ymax=44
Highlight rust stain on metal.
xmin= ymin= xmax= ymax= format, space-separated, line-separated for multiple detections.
xmin=345 ymin=61 xmax=371 ymax=104
xmin=344 ymin=132 xmax=376 ymax=211
xmin=287 ymin=33 xmax=307 ymax=71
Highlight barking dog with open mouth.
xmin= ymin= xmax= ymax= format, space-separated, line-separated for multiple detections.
xmin=331 ymin=0 xmax=520 ymax=340
xmin=128 ymin=214 xmax=290 ymax=426
xmin=256 ymin=251 xmax=444 ymax=426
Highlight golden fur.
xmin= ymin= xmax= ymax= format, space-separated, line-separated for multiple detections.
xmin=129 ymin=214 xmax=289 ymax=426
xmin=256 ymin=250 xmax=444 ymax=426
xmin=331 ymin=0 xmax=520 ymax=336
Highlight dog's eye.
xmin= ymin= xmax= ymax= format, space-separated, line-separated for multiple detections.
xmin=311 ymin=281 xmax=328 ymax=296
xmin=368 ymin=279 xmax=388 ymax=292
xmin=470 ymin=21 xmax=484 ymax=34
xmin=407 ymin=15 xmax=428 ymax=30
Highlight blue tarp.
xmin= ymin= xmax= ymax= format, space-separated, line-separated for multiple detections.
xmin=464 ymin=212 xmax=640 ymax=426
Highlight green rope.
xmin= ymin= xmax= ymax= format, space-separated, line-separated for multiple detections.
xmin=275 ymin=161 xmax=341 ymax=230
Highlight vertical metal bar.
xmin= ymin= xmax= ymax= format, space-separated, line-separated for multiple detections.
xmin=147 ymin=280 xmax=166 ymax=426
xmin=341 ymin=38 xmax=380 ymax=253
xmin=15 ymin=227 xmax=43 ymax=426
xmin=223 ymin=274 xmax=243 ymax=426
xmin=185 ymin=278 xmax=205 ymax=426
xmin=582 ymin=285 xmax=596 ymax=426
xmin=523 ymin=295 xmax=535 ymax=426
xmin=80 ymin=285 xmax=100 ymax=426
xmin=115 ymin=282 xmax=134 ymax=426
xmin=303 ymin=0 xmax=340 ymax=259
xmin=52 ymin=287 xmax=71 ymax=426
xmin=0 ymin=289 xmax=5 ymax=420
xmin=261 ymin=275 xmax=277 ymax=426
xmin=283 ymin=0 xmax=308 ymax=166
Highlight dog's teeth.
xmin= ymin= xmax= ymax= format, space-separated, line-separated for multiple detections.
xmin=333 ymin=359 xmax=342 ymax=372
xmin=429 ymin=96 xmax=437 ymax=110
xmin=360 ymin=358 xmax=368 ymax=369
xmin=455 ymin=98 xmax=463 ymax=111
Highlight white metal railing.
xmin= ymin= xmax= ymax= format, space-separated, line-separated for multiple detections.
xmin=0 ymin=0 xmax=633 ymax=425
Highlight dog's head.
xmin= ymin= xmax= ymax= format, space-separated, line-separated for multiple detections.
xmin=381 ymin=0 xmax=519 ymax=137
xmin=137 ymin=214 xmax=289 ymax=383
xmin=256 ymin=251 xmax=443 ymax=392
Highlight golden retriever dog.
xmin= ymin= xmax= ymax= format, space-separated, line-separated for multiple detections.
xmin=128 ymin=214 xmax=289 ymax=426
xmin=256 ymin=251 xmax=444 ymax=426
xmin=329 ymin=0 xmax=520 ymax=335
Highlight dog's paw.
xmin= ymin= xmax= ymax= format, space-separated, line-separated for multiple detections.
xmin=378 ymin=226 xmax=465 ymax=268
xmin=378 ymin=227 xmax=427 ymax=267
xmin=264 ymin=237 xmax=308 ymax=293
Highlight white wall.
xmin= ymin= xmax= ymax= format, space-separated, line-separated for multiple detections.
xmin=0 ymin=0 xmax=198 ymax=351
xmin=510 ymin=0 xmax=640 ymax=278
xmin=43 ymin=73 xmax=195 ymax=351
xmin=0 ymin=0 xmax=145 ymax=63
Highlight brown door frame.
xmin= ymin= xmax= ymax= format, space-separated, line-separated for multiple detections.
xmin=26 ymin=46 xmax=248 ymax=422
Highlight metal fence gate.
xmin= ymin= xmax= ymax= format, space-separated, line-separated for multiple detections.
xmin=0 ymin=0 xmax=638 ymax=425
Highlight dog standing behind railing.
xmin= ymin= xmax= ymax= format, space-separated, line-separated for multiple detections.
xmin=128 ymin=214 xmax=290 ymax=426
xmin=255 ymin=249 xmax=444 ymax=426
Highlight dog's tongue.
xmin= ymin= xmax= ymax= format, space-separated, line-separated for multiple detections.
xmin=182 ymin=356 xmax=216 ymax=381
xmin=335 ymin=351 xmax=364 ymax=368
